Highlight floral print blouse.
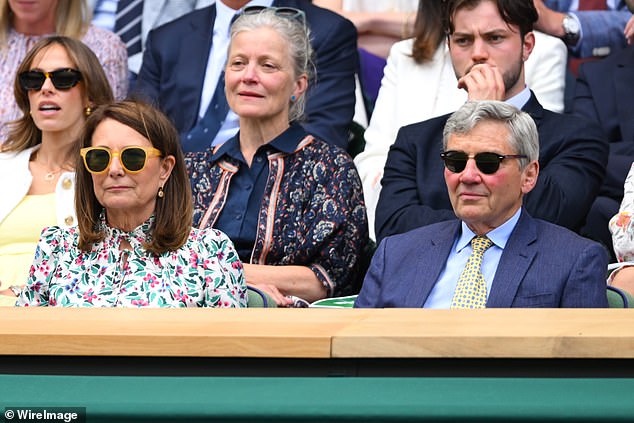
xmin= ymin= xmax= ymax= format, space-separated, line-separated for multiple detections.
xmin=187 ymin=127 xmax=368 ymax=298
xmin=17 ymin=214 xmax=247 ymax=308
xmin=610 ymin=163 xmax=634 ymax=262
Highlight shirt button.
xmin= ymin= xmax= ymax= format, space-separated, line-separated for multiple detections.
xmin=235 ymin=214 xmax=242 ymax=220
xmin=64 ymin=216 xmax=74 ymax=226
xmin=255 ymin=157 xmax=263 ymax=163
xmin=61 ymin=177 xmax=72 ymax=190
xmin=203 ymin=128 xmax=208 ymax=133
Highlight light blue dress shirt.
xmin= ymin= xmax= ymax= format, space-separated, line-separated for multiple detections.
xmin=423 ymin=208 xmax=522 ymax=308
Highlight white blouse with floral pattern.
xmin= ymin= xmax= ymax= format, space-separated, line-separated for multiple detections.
xmin=17 ymin=214 xmax=247 ymax=308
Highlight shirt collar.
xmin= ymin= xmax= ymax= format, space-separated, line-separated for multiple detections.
xmin=505 ymin=86 xmax=531 ymax=110
xmin=456 ymin=207 xmax=523 ymax=252
xmin=211 ymin=123 xmax=308 ymax=163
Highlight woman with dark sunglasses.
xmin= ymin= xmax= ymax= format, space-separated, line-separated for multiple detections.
xmin=16 ymin=100 xmax=247 ymax=308
xmin=0 ymin=0 xmax=128 ymax=142
xmin=0 ymin=36 xmax=113 ymax=305
xmin=186 ymin=9 xmax=368 ymax=307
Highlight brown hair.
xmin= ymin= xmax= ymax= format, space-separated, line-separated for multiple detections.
xmin=0 ymin=0 xmax=89 ymax=47
xmin=75 ymin=100 xmax=193 ymax=255
xmin=443 ymin=0 xmax=538 ymax=39
xmin=410 ymin=1 xmax=445 ymax=64
xmin=1 ymin=36 xmax=113 ymax=153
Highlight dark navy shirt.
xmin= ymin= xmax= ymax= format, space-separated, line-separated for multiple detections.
xmin=212 ymin=124 xmax=308 ymax=261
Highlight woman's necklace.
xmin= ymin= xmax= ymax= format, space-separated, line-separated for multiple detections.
xmin=43 ymin=168 xmax=62 ymax=181
xmin=32 ymin=153 xmax=72 ymax=182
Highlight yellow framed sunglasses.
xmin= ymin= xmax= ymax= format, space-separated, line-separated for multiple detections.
xmin=80 ymin=146 xmax=163 ymax=174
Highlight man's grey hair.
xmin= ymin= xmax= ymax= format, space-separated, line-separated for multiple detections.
xmin=442 ymin=100 xmax=539 ymax=169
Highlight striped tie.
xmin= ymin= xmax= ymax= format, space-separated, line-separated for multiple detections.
xmin=450 ymin=236 xmax=493 ymax=309
xmin=115 ymin=0 xmax=143 ymax=57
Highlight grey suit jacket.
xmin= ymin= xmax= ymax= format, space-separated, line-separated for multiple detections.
xmin=356 ymin=210 xmax=608 ymax=308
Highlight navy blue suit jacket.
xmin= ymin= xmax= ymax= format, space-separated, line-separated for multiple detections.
xmin=135 ymin=0 xmax=358 ymax=149
xmin=375 ymin=93 xmax=608 ymax=242
xmin=356 ymin=210 xmax=608 ymax=308
xmin=574 ymin=47 xmax=634 ymax=202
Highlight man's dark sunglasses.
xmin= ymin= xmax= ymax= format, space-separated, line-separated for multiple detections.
xmin=440 ymin=150 xmax=527 ymax=175
xmin=241 ymin=6 xmax=306 ymax=26
xmin=19 ymin=68 xmax=82 ymax=91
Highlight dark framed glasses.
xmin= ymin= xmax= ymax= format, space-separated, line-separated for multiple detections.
xmin=440 ymin=150 xmax=527 ymax=175
xmin=19 ymin=68 xmax=82 ymax=91
xmin=241 ymin=6 xmax=306 ymax=26
xmin=80 ymin=146 xmax=162 ymax=174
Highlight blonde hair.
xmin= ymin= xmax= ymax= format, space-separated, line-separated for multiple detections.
xmin=0 ymin=0 xmax=90 ymax=47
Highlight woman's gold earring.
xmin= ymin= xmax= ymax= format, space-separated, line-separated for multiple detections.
xmin=85 ymin=106 xmax=92 ymax=116
xmin=157 ymin=186 xmax=164 ymax=198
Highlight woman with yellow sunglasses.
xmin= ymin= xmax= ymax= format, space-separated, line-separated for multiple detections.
xmin=16 ymin=100 xmax=247 ymax=308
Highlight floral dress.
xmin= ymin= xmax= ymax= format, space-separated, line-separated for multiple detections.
xmin=610 ymin=163 xmax=634 ymax=263
xmin=17 ymin=215 xmax=247 ymax=307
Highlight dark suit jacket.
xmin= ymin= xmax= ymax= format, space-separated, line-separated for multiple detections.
xmin=356 ymin=210 xmax=608 ymax=308
xmin=574 ymin=46 xmax=634 ymax=201
xmin=375 ymin=93 xmax=608 ymax=242
xmin=135 ymin=0 xmax=358 ymax=149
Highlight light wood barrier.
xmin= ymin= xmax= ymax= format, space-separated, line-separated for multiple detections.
xmin=1 ymin=308 xmax=634 ymax=377
xmin=3 ymin=308 xmax=634 ymax=421
xmin=1 ymin=308 xmax=634 ymax=358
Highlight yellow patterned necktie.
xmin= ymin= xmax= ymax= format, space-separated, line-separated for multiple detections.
xmin=450 ymin=236 xmax=493 ymax=309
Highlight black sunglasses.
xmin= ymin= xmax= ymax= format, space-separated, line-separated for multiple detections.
xmin=19 ymin=68 xmax=82 ymax=91
xmin=80 ymin=146 xmax=162 ymax=174
xmin=241 ymin=6 xmax=306 ymax=26
xmin=440 ymin=150 xmax=527 ymax=175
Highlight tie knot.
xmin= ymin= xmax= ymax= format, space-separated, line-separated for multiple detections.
xmin=471 ymin=236 xmax=492 ymax=254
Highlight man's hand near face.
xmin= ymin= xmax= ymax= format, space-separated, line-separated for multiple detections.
xmin=457 ymin=63 xmax=506 ymax=101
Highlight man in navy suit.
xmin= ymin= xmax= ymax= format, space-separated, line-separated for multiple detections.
xmin=135 ymin=0 xmax=357 ymax=151
xmin=355 ymin=101 xmax=608 ymax=308
xmin=374 ymin=0 xmax=607 ymax=243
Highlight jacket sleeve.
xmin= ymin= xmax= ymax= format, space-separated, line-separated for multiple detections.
xmin=523 ymin=114 xmax=608 ymax=232
xmin=354 ymin=237 xmax=386 ymax=308
xmin=571 ymin=10 xmax=630 ymax=58
xmin=134 ymin=29 xmax=161 ymax=103
xmin=375 ymin=125 xmax=455 ymax=242
xmin=560 ymin=241 xmax=608 ymax=307
xmin=307 ymin=152 xmax=368 ymax=297
xmin=302 ymin=15 xmax=358 ymax=149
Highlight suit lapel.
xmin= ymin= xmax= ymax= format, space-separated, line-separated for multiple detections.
xmin=404 ymin=222 xmax=460 ymax=307
xmin=520 ymin=91 xmax=544 ymax=126
xmin=178 ymin=5 xmax=216 ymax=130
xmin=615 ymin=49 xmax=634 ymax=143
xmin=487 ymin=210 xmax=537 ymax=308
